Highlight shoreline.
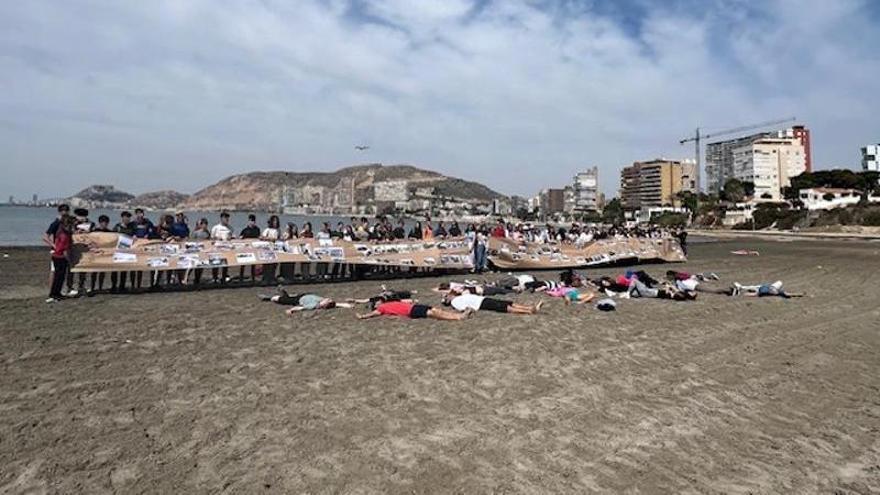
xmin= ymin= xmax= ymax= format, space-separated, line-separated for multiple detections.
xmin=691 ymin=228 xmax=880 ymax=241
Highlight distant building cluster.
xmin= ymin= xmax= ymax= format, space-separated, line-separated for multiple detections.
xmin=528 ymin=167 xmax=604 ymax=220
xmin=4 ymin=193 xmax=44 ymax=206
xmin=280 ymin=177 xmax=502 ymax=218
xmin=706 ymin=125 xmax=811 ymax=199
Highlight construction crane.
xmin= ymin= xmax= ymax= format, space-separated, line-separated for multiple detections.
xmin=680 ymin=116 xmax=796 ymax=192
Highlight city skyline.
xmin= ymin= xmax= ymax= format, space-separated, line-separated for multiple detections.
xmin=3 ymin=0 xmax=879 ymax=200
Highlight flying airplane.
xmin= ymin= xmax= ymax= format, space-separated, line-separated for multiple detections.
xmin=355 ymin=145 xmax=370 ymax=151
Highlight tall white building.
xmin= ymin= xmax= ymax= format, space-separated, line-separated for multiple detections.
xmin=731 ymin=137 xmax=806 ymax=200
xmin=707 ymin=126 xmax=811 ymax=193
xmin=863 ymin=145 xmax=880 ymax=172
xmin=572 ymin=167 xmax=600 ymax=212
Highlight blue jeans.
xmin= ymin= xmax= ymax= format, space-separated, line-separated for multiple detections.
xmin=474 ymin=245 xmax=487 ymax=271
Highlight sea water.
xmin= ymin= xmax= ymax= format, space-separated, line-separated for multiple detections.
xmin=0 ymin=206 xmax=385 ymax=246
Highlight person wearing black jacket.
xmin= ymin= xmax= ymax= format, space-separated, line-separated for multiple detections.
xmin=392 ymin=220 xmax=406 ymax=240
xmin=239 ymin=214 xmax=261 ymax=283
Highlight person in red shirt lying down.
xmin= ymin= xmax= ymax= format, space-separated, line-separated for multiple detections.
xmin=356 ymin=300 xmax=471 ymax=321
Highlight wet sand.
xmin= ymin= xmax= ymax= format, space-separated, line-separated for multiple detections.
xmin=1 ymin=239 xmax=879 ymax=493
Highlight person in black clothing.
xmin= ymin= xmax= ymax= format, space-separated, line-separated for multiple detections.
xmin=239 ymin=214 xmax=261 ymax=283
xmin=448 ymin=221 xmax=462 ymax=237
xmin=88 ymin=215 xmax=113 ymax=294
xmin=68 ymin=208 xmax=95 ymax=296
xmin=392 ymin=220 xmax=406 ymax=240
xmin=343 ymin=287 xmax=417 ymax=310
xmin=43 ymin=204 xmax=70 ymax=293
xmin=112 ymin=211 xmax=135 ymax=292
xmin=588 ymin=276 xmax=630 ymax=293
xmin=676 ymin=229 xmax=688 ymax=256
xmin=408 ymin=221 xmax=423 ymax=240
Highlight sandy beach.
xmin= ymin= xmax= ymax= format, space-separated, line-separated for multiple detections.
xmin=1 ymin=238 xmax=879 ymax=493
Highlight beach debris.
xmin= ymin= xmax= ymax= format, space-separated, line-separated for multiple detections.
xmin=2 ymin=253 xmax=8 ymax=258
xmin=730 ymin=250 xmax=760 ymax=256
xmin=596 ymin=298 xmax=617 ymax=311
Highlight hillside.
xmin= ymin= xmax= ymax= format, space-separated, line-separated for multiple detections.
xmin=69 ymin=185 xmax=135 ymax=205
xmin=183 ymin=164 xmax=505 ymax=211
xmin=129 ymin=190 xmax=191 ymax=210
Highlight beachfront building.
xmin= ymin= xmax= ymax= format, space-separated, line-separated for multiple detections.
xmin=799 ymin=188 xmax=863 ymax=210
xmin=731 ymin=136 xmax=806 ymax=200
xmin=563 ymin=186 xmax=575 ymax=214
xmin=862 ymin=145 xmax=880 ymax=172
xmin=572 ymin=167 xmax=600 ymax=213
xmin=619 ymin=159 xmax=697 ymax=210
xmin=706 ymin=125 xmax=811 ymax=193
xmin=538 ymin=188 xmax=566 ymax=217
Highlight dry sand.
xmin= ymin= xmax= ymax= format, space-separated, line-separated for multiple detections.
xmin=1 ymin=239 xmax=879 ymax=493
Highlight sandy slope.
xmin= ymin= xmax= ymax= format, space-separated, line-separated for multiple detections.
xmin=1 ymin=239 xmax=879 ymax=493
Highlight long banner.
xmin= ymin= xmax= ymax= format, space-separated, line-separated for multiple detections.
xmin=68 ymin=233 xmax=685 ymax=273
xmin=69 ymin=233 xmax=474 ymax=273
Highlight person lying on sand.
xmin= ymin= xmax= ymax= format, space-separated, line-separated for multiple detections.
xmin=628 ymin=279 xmax=696 ymax=301
xmin=665 ymin=270 xmax=732 ymax=295
xmin=666 ymin=270 xmax=720 ymax=282
xmin=434 ymin=281 xmax=515 ymax=296
xmin=347 ymin=287 xmax=417 ymax=309
xmin=732 ymin=281 xmax=804 ymax=298
xmin=357 ymin=301 xmax=470 ymax=321
xmin=258 ymin=288 xmax=352 ymax=313
xmin=544 ymin=286 xmax=596 ymax=305
xmin=493 ymin=274 xmax=560 ymax=293
xmin=620 ymin=270 xmax=662 ymax=288
xmin=559 ymin=269 xmax=586 ymax=288
xmin=442 ymin=292 xmax=542 ymax=315
xmin=587 ymin=276 xmax=631 ymax=294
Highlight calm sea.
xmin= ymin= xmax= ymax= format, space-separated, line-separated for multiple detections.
xmin=0 ymin=206 xmax=382 ymax=246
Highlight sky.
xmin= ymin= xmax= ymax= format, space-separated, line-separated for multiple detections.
xmin=2 ymin=0 xmax=879 ymax=201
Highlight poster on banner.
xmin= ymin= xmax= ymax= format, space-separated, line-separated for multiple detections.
xmin=236 ymin=253 xmax=257 ymax=264
xmin=112 ymin=252 xmax=137 ymax=263
xmin=116 ymin=235 xmax=134 ymax=250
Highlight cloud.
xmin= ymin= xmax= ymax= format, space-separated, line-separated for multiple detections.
xmin=1 ymin=0 xmax=878 ymax=200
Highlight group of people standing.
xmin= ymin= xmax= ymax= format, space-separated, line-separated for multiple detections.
xmin=42 ymin=205 xmax=692 ymax=303
xmin=41 ymin=207 xmax=498 ymax=302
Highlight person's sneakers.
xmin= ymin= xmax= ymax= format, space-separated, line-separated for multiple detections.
xmin=45 ymin=297 xmax=59 ymax=304
xmin=709 ymin=272 xmax=720 ymax=280
xmin=67 ymin=289 xmax=79 ymax=297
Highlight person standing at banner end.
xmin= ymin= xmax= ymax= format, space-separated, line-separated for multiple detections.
xmin=210 ymin=211 xmax=234 ymax=283
xmin=47 ymin=215 xmax=73 ymax=303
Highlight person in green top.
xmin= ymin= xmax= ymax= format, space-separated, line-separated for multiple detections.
xmin=257 ymin=288 xmax=352 ymax=314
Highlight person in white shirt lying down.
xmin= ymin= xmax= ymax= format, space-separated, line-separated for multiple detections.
xmin=442 ymin=292 xmax=542 ymax=315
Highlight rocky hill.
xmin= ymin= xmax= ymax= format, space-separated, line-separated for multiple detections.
xmin=68 ymin=185 xmax=135 ymax=206
xmin=183 ymin=164 xmax=505 ymax=211
xmin=66 ymin=164 xmax=505 ymax=212
xmin=129 ymin=190 xmax=190 ymax=210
